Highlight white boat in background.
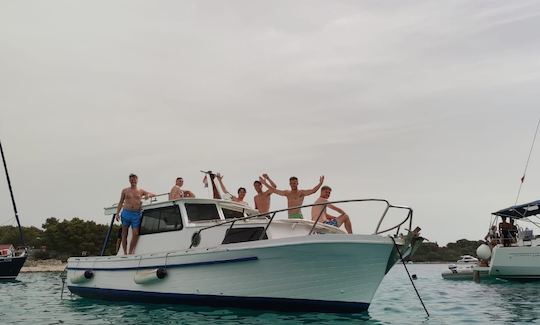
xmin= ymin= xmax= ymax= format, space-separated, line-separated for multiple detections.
xmin=455 ymin=255 xmax=479 ymax=264
xmin=442 ymin=263 xmax=489 ymax=281
xmin=487 ymin=200 xmax=540 ymax=280
xmin=66 ymin=178 xmax=423 ymax=313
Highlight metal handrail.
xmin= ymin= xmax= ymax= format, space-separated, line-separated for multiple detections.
xmin=189 ymin=198 xmax=413 ymax=248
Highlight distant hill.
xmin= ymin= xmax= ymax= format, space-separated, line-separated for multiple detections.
xmin=411 ymin=239 xmax=484 ymax=262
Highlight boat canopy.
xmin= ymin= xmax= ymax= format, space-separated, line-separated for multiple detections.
xmin=492 ymin=200 xmax=540 ymax=219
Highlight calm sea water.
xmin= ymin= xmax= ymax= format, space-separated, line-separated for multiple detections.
xmin=1 ymin=264 xmax=539 ymax=324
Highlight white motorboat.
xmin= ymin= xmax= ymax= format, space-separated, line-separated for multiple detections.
xmin=455 ymin=255 xmax=479 ymax=264
xmin=487 ymin=200 xmax=540 ymax=280
xmin=441 ymin=262 xmax=489 ymax=280
xmin=67 ymin=182 xmax=423 ymax=312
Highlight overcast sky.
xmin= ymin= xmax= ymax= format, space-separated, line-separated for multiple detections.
xmin=1 ymin=0 xmax=540 ymax=245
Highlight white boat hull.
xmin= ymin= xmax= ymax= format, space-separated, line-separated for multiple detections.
xmin=67 ymin=234 xmax=396 ymax=312
xmin=489 ymin=245 xmax=540 ymax=280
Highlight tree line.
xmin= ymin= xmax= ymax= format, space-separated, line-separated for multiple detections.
xmin=410 ymin=239 xmax=484 ymax=262
xmin=0 ymin=218 xmax=120 ymax=261
xmin=0 ymin=217 xmax=484 ymax=262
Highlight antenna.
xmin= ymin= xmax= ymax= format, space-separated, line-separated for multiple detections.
xmin=515 ymin=118 xmax=540 ymax=205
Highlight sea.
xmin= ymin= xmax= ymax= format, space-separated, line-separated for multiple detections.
xmin=1 ymin=264 xmax=538 ymax=324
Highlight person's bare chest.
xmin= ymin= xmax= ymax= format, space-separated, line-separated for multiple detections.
xmin=125 ymin=189 xmax=141 ymax=201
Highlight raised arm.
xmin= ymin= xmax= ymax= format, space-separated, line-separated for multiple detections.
xmin=115 ymin=189 xmax=126 ymax=221
xmin=216 ymin=174 xmax=230 ymax=194
xmin=263 ymin=173 xmax=277 ymax=188
xmin=302 ymin=176 xmax=325 ymax=196
xmin=259 ymin=176 xmax=288 ymax=196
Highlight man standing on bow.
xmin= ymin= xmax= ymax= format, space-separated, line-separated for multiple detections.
xmin=260 ymin=175 xmax=324 ymax=219
xmin=253 ymin=173 xmax=277 ymax=214
xmin=115 ymin=174 xmax=155 ymax=255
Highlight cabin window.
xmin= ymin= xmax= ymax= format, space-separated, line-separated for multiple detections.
xmin=185 ymin=203 xmax=220 ymax=222
xmin=140 ymin=206 xmax=183 ymax=235
xmin=223 ymin=208 xmax=244 ymax=219
xmin=221 ymin=227 xmax=267 ymax=244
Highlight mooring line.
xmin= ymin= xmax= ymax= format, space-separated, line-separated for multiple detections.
xmin=391 ymin=236 xmax=429 ymax=317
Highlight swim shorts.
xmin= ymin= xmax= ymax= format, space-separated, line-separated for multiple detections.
xmin=324 ymin=218 xmax=338 ymax=227
xmin=121 ymin=209 xmax=142 ymax=229
xmin=289 ymin=213 xmax=303 ymax=219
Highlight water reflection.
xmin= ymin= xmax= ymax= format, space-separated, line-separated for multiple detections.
xmin=64 ymin=297 xmax=381 ymax=324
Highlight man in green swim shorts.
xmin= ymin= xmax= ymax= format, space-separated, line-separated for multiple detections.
xmin=260 ymin=175 xmax=324 ymax=219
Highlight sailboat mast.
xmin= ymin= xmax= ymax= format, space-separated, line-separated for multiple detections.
xmin=0 ymin=141 xmax=25 ymax=246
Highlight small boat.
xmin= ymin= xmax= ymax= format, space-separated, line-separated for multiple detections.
xmin=67 ymin=174 xmax=424 ymax=313
xmin=441 ymin=264 xmax=489 ymax=280
xmin=0 ymin=141 xmax=28 ymax=280
xmin=455 ymin=255 xmax=479 ymax=264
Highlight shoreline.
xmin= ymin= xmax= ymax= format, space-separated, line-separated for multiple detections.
xmin=21 ymin=259 xmax=66 ymax=272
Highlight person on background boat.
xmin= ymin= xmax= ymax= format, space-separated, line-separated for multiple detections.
xmin=169 ymin=177 xmax=196 ymax=200
xmin=216 ymin=173 xmax=248 ymax=206
xmin=115 ymin=173 xmax=155 ymax=255
xmin=253 ymin=173 xmax=276 ymax=214
xmin=260 ymin=175 xmax=324 ymax=219
xmin=499 ymin=216 xmax=512 ymax=247
xmin=509 ymin=218 xmax=518 ymax=243
xmin=484 ymin=225 xmax=500 ymax=247
xmin=310 ymin=186 xmax=353 ymax=233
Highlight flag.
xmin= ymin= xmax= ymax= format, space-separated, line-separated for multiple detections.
xmin=203 ymin=175 xmax=208 ymax=188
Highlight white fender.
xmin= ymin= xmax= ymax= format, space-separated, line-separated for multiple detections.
xmin=476 ymin=244 xmax=491 ymax=260
xmin=134 ymin=268 xmax=167 ymax=284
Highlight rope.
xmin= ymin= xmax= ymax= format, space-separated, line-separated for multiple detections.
xmin=390 ymin=236 xmax=429 ymax=318
xmin=515 ymin=117 xmax=540 ymax=205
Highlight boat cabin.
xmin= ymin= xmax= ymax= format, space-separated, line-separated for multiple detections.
xmin=105 ymin=197 xmax=344 ymax=255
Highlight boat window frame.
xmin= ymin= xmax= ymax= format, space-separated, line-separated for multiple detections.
xmin=222 ymin=207 xmax=246 ymax=220
xmin=139 ymin=205 xmax=184 ymax=236
xmin=184 ymin=202 xmax=222 ymax=223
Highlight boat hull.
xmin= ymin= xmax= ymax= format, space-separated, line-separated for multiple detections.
xmin=67 ymin=235 xmax=396 ymax=312
xmin=0 ymin=255 xmax=27 ymax=280
xmin=489 ymin=245 xmax=540 ymax=280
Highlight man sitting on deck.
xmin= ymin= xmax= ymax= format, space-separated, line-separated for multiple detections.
xmin=311 ymin=186 xmax=353 ymax=234
xmin=169 ymin=177 xmax=196 ymax=200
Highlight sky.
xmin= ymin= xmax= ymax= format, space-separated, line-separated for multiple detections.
xmin=1 ymin=0 xmax=540 ymax=245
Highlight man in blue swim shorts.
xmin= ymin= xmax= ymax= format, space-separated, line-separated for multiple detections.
xmin=120 ymin=209 xmax=142 ymax=229
xmin=115 ymin=174 xmax=155 ymax=255
xmin=310 ymin=186 xmax=353 ymax=234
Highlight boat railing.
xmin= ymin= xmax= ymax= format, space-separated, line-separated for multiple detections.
xmin=189 ymin=198 xmax=413 ymax=248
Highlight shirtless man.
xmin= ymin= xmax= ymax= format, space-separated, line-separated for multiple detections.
xmin=260 ymin=175 xmax=324 ymax=219
xmin=115 ymin=174 xmax=155 ymax=254
xmin=311 ymin=186 xmax=352 ymax=233
xmin=169 ymin=177 xmax=196 ymax=200
xmin=253 ymin=174 xmax=277 ymax=214
xmin=216 ymin=173 xmax=248 ymax=206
